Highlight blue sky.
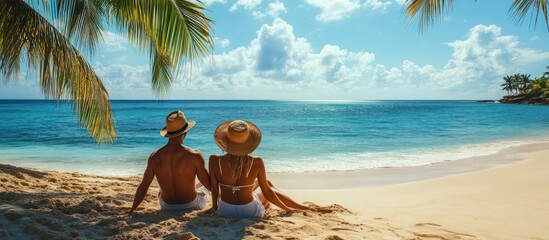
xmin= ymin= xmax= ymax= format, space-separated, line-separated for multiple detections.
xmin=2 ymin=0 xmax=549 ymax=100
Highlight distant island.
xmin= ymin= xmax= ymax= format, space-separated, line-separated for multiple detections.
xmin=498 ymin=66 xmax=549 ymax=105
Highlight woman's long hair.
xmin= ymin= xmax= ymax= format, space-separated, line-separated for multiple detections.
xmin=226 ymin=154 xmax=252 ymax=179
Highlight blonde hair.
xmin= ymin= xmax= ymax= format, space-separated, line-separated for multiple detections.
xmin=226 ymin=154 xmax=252 ymax=179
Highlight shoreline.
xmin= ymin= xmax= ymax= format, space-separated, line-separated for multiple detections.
xmin=3 ymin=139 xmax=547 ymax=190
xmin=1 ymin=140 xmax=548 ymax=238
xmin=2 ymin=135 xmax=548 ymax=179
xmin=270 ymin=141 xmax=549 ymax=189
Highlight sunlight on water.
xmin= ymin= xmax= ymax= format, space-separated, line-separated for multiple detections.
xmin=1 ymin=100 xmax=549 ymax=175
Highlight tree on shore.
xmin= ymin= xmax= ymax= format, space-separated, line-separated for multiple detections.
xmin=517 ymin=73 xmax=532 ymax=94
xmin=501 ymin=75 xmax=515 ymax=95
xmin=501 ymin=67 xmax=549 ymax=100
xmin=0 ymin=0 xmax=213 ymax=143
xmin=403 ymin=0 xmax=549 ymax=32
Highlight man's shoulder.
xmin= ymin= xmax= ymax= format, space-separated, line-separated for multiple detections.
xmin=183 ymin=146 xmax=202 ymax=155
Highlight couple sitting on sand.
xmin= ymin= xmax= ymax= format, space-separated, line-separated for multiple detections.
xmin=128 ymin=110 xmax=310 ymax=218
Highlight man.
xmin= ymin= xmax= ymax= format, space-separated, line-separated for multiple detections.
xmin=129 ymin=110 xmax=210 ymax=214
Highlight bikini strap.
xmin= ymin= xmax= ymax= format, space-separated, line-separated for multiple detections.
xmin=245 ymin=157 xmax=254 ymax=178
xmin=220 ymin=183 xmax=255 ymax=194
xmin=218 ymin=156 xmax=223 ymax=177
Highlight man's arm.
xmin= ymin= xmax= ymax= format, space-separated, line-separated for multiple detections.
xmin=129 ymin=155 xmax=155 ymax=214
xmin=194 ymin=152 xmax=211 ymax=191
xmin=208 ymin=155 xmax=219 ymax=210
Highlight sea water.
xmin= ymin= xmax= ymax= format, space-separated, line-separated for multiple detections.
xmin=1 ymin=100 xmax=548 ymax=175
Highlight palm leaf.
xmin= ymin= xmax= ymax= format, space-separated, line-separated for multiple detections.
xmin=53 ymin=0 xmax=107 ymax=55
xmin=405 ymin=0 xmax=549 ymax=31
xmin=404 ymin=0 xmax=455 ymax=32
xmin=107 ymin=0 xmax=214 ymax=96
xmin=0 ymin=0 xmax=116 ymax=143
xmin=510 ymin=0 xmax=549 ymax=31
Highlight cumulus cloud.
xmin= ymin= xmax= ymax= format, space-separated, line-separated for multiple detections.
xmin=94 ymin=64 xmax=150 ymax=90
xmin=364 ymin=0 xmax=393 ymax=11
xmin=216 ymin=38 xmax=231 ymax=48
xmin=230 ymin=0 xmax=262 ymax=12
xmin=266 ymin=1 xmax=287 ymax=18
xmin=304 ymin=0 xmax=361 ymax=22
xmin=250 ymin=0 xmax=287 ymax=19
xmin=97 ymin=20 xmax=548 ymax=100
xmin=102 ymin=31 xmax=128 ymax=52
xmin=442 ymin=25 xmax=549 ymax=85
xmin=201 ymin=0 xmax=227 ymax=6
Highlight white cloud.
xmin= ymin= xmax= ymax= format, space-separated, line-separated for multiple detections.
xmin=95 ymin=64 xmax=150 ymax=90
xmin=102 ymin=31 xmax=128 ymax=52
xmin=251 ymin=0 xmax=287 ymax=19
xmin=267 ymin=1 xmax=287 ymax=18
xmin=201 ymin=0 xmax=227 ymax=6
xmin=364 ymin=0 xmax=393 ymax=11
xmin=96 ymin=21 xmax=548 ymax=100
xmin=216 ymin=38 xmax=231 ymax=48
xmin=230 ymin=0 xmax=262 ymax=12
xmin=304 ymin=0 xmax=361 ymax=22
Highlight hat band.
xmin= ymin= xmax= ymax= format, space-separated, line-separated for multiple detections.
xmin=167 ymin=122 xmax=188 ymax=135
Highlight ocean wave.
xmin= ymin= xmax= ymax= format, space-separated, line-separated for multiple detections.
xmin=265 ymin=138 xmax=549 ymax=173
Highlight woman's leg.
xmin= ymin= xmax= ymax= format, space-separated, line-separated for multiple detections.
xmin=252 ymin=180 xmax=309 ymax=210
xmin=267 ymin=180 xmax=309 ymax=210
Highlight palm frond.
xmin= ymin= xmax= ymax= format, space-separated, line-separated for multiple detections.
xmin=53 ymin=0 xmax=106 ymax=55
xmin=107 ymin=0 xmax=213 ymax=96
xmin=510 ymin=0 xmax=549 ymax=31
xmin=404 ymin=0 xmax=455 ymax=32
xmin=0 ymin=0 xmax=116 ymax=143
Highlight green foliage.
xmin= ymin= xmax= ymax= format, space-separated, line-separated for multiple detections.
xmin=404 ymin=0 xmax=549 ymax=32
xmin=502 ymin=66 xmax=549 ymax=98
xmin=0 ymin=0 xmax=213 ymax=143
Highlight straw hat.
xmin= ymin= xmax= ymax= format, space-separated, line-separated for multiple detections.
xmin=214 ymin=120 xmax=262 ymax=156
xmin=160 ymin=111 xmax=196 ymax=138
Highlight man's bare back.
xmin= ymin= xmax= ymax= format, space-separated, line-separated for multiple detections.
xmin=152 ymin=143 xmax=209 ymax=204
xmin=129 ymin=111 xmax=210 ymax=214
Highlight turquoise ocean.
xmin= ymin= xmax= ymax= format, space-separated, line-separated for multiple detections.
xmin=1 ymin=100 xmax=549 ymax=176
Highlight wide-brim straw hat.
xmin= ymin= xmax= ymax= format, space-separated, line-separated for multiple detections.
xmin=214 ymin=120 xmax=262 ymax=156
xmin=160 ymin=111 xmax=196 ymax=138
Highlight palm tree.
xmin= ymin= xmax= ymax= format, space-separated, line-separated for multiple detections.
xmin=518 ymin=73 xmax=532 ymax=94
xmin=403 ymin=0 xmax=549 ymax=32
xmin=543 ymin=65 xmax=549 ymax=77
xmin=0 ymin=0 xmax=213 ymax=143
xmin=501 ymin=75 xmax=514 ymax=95
xmin=510 ymin=74 xmax=521 ymax=94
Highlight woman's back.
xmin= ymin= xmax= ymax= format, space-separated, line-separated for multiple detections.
xmin=213 ymin=154 xmax=259 ymax=205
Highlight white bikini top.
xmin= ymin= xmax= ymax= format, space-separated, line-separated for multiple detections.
xmin=218 ymin=156 xmax=255 ymax=194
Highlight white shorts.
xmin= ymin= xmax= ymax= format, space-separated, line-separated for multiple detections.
xmin=159 ymin=186 xmax=209 ymax=211
xmin=217 ymin=192 xmax=265 ymax=218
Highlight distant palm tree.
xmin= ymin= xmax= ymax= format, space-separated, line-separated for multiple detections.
xmin=403 ymin=0 xmax=549 ymax=32
xmin=501 ymin=75 xmax=514 ymax=95
xmin=511 ymin=74 xmax=521 ymax=94
xmin=544 ymin=65 xmax=549 ymax=77
xmin=0 ymin=0 xmax=213 ymax=142
xmin=515 ymin=73 xmax=532 ymax=94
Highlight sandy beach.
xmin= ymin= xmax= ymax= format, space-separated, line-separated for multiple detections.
xmin=1 ymin=144 xmax=548 ymax=239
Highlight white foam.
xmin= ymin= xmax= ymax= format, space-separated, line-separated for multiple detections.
xmin=265 ymin=138 xmax=549 ymax=173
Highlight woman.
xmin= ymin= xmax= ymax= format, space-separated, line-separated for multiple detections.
xmin=209 ymin=120 xmax=309 ymax=218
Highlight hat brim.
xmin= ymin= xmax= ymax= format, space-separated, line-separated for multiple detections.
xmin=214 ymin=120 xmax=262 ymax=156
xmin=160 ymin=121 xmax=196 ymax=138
